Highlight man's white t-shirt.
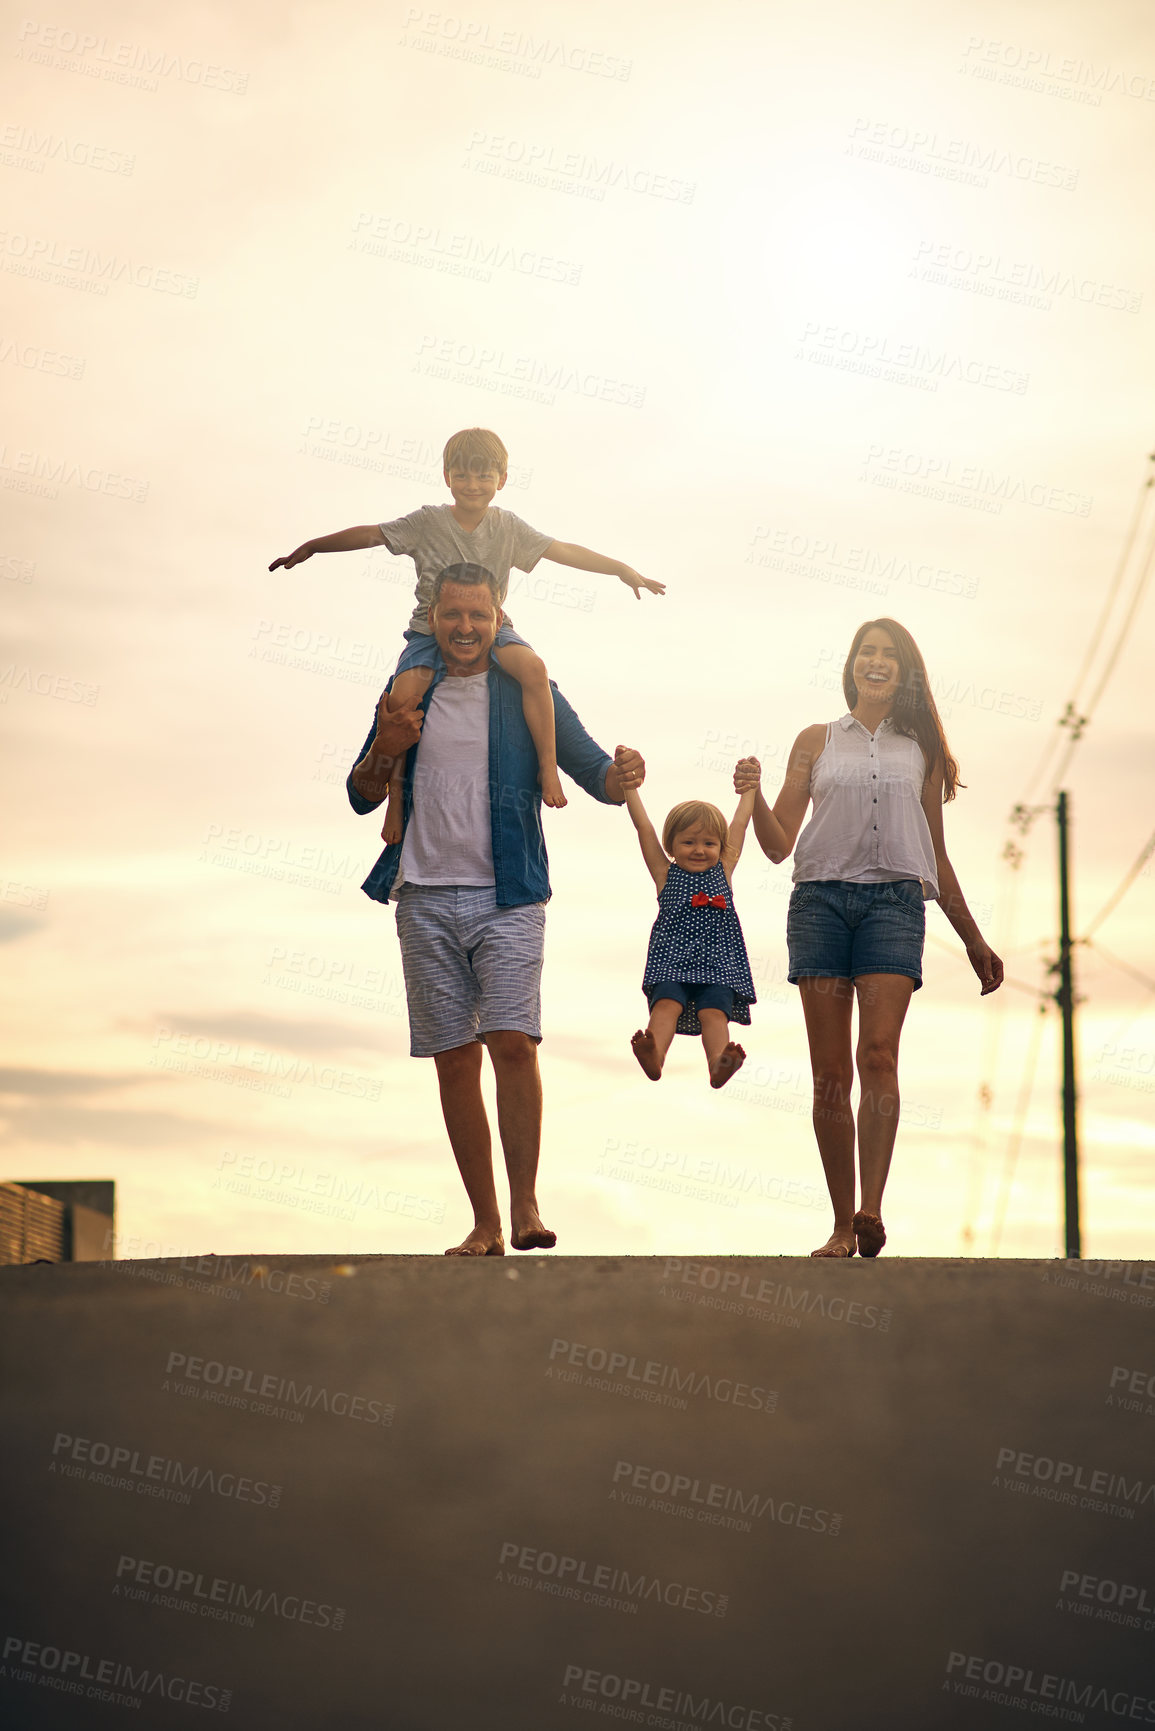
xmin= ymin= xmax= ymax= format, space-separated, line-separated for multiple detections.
xmin=378 ymin=504 xmax=553 ymax=634
xmin=394 ymin=672 xmax=494 ymax=894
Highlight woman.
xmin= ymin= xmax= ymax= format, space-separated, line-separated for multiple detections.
xmin=736 ymin=619 xmax=1002 ymax=1257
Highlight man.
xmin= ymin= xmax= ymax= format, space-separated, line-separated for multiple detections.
xmin=347 ymin=561 xmax=644 ymax=1257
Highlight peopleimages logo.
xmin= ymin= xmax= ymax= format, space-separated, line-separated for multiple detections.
xmin=945 ymin=1651 xmax=1155 ymax=1720
xmin=2 ymin=1635 xmax=231 ymax=1712
xmin=497 ymin=1542 xmax=728 ymax=1617
xmin=50 ymin=1431 xmax=282 ymax=1508
xmin=559 ymin=1663 xmax=790 ymax=1730
xmin=546 ymin=1337 xmax=777 ymax=1413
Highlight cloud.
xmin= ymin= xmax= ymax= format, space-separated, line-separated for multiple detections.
xmin=150 ymin=1011 xmax=383 ymax=1057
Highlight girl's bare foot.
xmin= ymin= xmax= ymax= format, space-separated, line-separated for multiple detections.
xmin=708 ymin=1042 xmax=746 ymax=1089
xmin=539 ymin=766 xmax=568 ymax=809
xmin=811 ymin=1228 xmax=856 ymax=1258
xmin=631 ymin=1029 xmax=664 ymax=1080
xmin=445 ymin=1226 xmax=505 ymax=1257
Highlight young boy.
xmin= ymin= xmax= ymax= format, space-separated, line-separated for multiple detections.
xmin=270 ymin=427 xmax=663 ymax=840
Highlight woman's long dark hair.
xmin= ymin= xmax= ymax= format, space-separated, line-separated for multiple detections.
xmin=841 ymin=618 xmax=963 ymax=802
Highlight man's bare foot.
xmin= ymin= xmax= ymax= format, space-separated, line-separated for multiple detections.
xmin=708 ymin=1042 xmax=746 ymax=1089
xmin=631 ymin=1029 xmax=664 ymax=1080
xmin=539 ymin=766 xmax=568 ymax=809
xmin=510 ymin=1209 xmax=556 ymax=1251
xmin=445 ymin=1226 xmax=505 ymax=1257
xmin=810 ymin=1228 xmax=856 ymax=1258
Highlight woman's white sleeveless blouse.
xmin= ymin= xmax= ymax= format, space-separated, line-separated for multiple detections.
xmin=792 ymin=715 xmax=939 ymax=897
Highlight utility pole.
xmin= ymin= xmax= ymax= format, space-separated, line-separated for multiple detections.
xmin=1056 ymin=791 xmax=1081 ymax=1258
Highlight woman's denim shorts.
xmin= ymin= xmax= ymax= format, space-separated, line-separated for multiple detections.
xmin=786 ymin=878 xmax=926 ymax=989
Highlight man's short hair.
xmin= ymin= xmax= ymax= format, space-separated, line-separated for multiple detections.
xmin=429 ymin=563 xmax=502 ymax=612
xmin=442 ymin=427 xmax=508 ymax=475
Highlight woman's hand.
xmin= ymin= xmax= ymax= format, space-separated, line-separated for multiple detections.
xmin=734 ymin=756 xmax=762 ymax=794
xmin=966 ymin=938 xmax=1004 ymax=995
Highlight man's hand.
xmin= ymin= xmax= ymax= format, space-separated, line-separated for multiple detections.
xmin=619 ymin=568 xmax=665 ymax=600
xmin=373 ymin=690 xmax=423 ymax=758
xmin=269 ymin=542 xmax=315 ymax=572
xmin=607 ymin=744 xmax=645 ymax=801
xmin=734 ymin=756 xmax=762 ymax=794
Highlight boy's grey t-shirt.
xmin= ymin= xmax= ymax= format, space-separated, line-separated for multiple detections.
xmin=378 ymin=504 xmax=553 ymax=633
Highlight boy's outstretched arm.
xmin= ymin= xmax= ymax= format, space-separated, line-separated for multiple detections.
xmin=543 ymin=539 xmax=664 ymax=599
xmin=270 ymin=524 xmax=385 ymax=572
xmin=722 ymin=784 xmax=757 ymax=881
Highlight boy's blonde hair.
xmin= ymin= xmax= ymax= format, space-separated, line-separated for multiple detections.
xmin=442 ymin=427 xmax=508 ymax=476
xmin=662 ymin=800 xmax=728 ymax=856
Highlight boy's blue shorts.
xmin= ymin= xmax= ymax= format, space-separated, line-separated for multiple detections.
xmin=394 ymin=623 xmax=533 ymax=678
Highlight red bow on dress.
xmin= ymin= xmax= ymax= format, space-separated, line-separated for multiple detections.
xmin=691 ymin=893 xmax=727 ymax=909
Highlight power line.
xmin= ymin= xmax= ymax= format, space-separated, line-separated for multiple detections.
xmin=990 ymin=1000 xmax=1049 ymax=1256
xmin=1084 ymin=939 xmax=1155 ymax=996
xmin=1012 ymin=453 xmax=1155 ymax=820
xmin=1082 ymin=826 xmax=1155 ymax=940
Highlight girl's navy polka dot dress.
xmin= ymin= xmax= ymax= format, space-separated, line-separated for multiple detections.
xmin=641 ymin=862 xmax=757 ymax=1036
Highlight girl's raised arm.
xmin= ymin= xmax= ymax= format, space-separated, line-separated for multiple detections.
xmin=721 ymin=783 xmax=757 ymax=882
xmin=623 ymin=785 xmax=670 ymax=891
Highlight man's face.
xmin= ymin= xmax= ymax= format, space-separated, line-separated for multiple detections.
xmin=430 ymin=582 xmax=499 ymax=676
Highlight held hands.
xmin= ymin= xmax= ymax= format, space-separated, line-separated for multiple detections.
xmin=268 ymin=542 xmax=314 ymax=572
xmin=733 ymin=756 xmax=762 ymax=794
xmin=967 ymin=939 xmax=1004 ymax=996
xmin=613 ymin=744 xmax=646 ymax=792
xmin=619 ymin=567 xmax=666 ymax=600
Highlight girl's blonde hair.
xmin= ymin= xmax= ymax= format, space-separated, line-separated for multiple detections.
xmin=662 ymin=800 xmax=728 ymax=856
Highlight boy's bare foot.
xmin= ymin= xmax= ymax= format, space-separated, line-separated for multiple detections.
xmin=810 ymin=1228 xmax=857 ymax=1258
xmin=539 ymin=767 xmax=568 ymax=809
xmin=445 ymin=1227 xmax=505 ymax=1257
xmin=631 ymin=1029 xmax=664 ymax=1080
xmin=709 ymin=1042 xmax=746 ymax=1089
xmin=381 ymin=795 xmax=403 ymax=845
xmin=511 ymin=1208 xmax=557 ymax=1251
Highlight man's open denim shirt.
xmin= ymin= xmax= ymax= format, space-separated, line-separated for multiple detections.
xmin=346 ymin=660 xmax=616 ymax=909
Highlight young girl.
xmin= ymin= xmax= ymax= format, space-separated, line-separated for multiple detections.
xmin=624 ymin=780 xmax=757 ymax=1088
xmin=735 ymin=617 xmax=1002 ymax=1257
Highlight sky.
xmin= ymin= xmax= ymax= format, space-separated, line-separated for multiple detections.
xmin=3 ymin=0 xmax=1153 ymax=1262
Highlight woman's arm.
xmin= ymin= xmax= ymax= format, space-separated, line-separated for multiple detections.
xmin=721 ymin=786 xmax=757 ymax=882
xmin=921 ymin=763 xmax=1004 ymax=994
xmin=736 ymin=725 xmax=825 ymax=863
xmin=622 ymin=785 xmax=670 ymax=891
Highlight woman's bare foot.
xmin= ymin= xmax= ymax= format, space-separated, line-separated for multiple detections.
xmin=709 ymin=1042 xmax=746 ymax=1089
xmin=631 ymin=1029 xmax=664 ymax=1080
xmin=853 ymin=1211 xmax=886 ymax=1257
xmin=810 ymin=1227 xmax=856 ymax=1258
xmin=445 ymin=1226 xmax=505 ymax=1257
xmin=511 ymin=1207 xmax=557 ymax=1252
xmin=539 ymin=766 xmax=568 ymax=809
